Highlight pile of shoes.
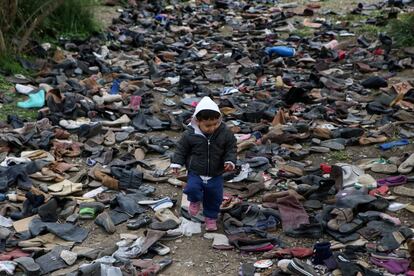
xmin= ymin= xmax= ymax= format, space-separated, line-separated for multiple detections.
xmin=0 ymin=0 xmax=413 ymax=274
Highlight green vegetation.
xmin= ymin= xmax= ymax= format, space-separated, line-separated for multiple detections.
xmin=0 ymin=76 xmax=38 ymax=121
xmin=387 ymin=13 xmax=414 ymax=47
xmin=0 ymin=0 xmax=101 ymax=73
xmin=0 ymin=54 xmax=28 ymax=75
xmin=42 ymin=0 xmax=102 ymax=40
xmin=329 ymin=150 xmax=350 ymax=161
xmin=355 ymin=24 xmax=383 ymax=40
xmin=292 ymin=27 xmax=314 ymax=38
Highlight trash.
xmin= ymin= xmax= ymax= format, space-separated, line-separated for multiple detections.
xmin=254 ymin=259 xmax=273 ymax=268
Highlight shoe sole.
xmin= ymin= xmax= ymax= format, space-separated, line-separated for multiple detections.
xmin=205 ymin=228 xmax=217 ymax=232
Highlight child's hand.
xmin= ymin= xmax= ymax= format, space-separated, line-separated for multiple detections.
xmin=171 ymin=168 xmax=180 ymax=176
xmin=224 ymin=163 xmax=235 ymax=172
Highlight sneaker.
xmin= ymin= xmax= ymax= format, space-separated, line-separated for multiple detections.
xmin=287 ymin=258 xmax=317 ymax=276
xmin=205 ymin=217 xmax=217 ymax=232
xmin=188 ymin=202 xmax=201 ymax=216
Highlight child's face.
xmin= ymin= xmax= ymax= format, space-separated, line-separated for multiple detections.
xmin=197 ymin=118 xmax=220 ymax=134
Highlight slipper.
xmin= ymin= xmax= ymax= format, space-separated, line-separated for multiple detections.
xmin=139 ymin=197 xmax=173 ymax=211
xmin=371 ymin=163 xmax=398 ymax=174
xmin=204 ymin=233 xmax=234 ymax=250
xmin=154 ymin=208 xmax=180 ymax=224
xmin=370 ymin=256 xmax=409 ymax=275
xmin=379 ymin=139 xmax=410 ymax=151
xmin=404 ymin=204 xmax=414 ymax=213
xmin=377 ymin=175 xmax=407 ymax=187
xmin=393 ymin=186 xmax=414 ymax=197
xmin=398 ymin=153 xmax=414 ymax=174
xmin=48 ymin=180 xmax=82 ymax=196
xmin=167 ymin=178 xmax=185 ymax=187
xmin=220 ymin=194 xmax=242 ymax=210
xmin=369 ymin=185 xmax=390 ymax=197
xmin=356 ymin=158 xmax=383 ymax=170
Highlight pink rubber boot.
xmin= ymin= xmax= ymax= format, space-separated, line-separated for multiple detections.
xmin=188 ymin=202 xmax=201 ymax=216
xmin=205 ymin=217 xmax=217 ymax=231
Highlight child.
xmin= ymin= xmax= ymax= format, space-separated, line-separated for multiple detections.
xmin=170 ymin=96 xmax=237 ymax=231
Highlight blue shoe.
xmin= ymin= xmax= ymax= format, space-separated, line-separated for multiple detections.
xmin=379 ymin=139 xmax=409 ymax=150
xmin=17 ymin=89 xmax=45 ymax=108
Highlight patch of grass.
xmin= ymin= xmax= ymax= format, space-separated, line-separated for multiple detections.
xmin=329 ymin=150 xmax=351 ymax=161
xmin=335 ymin=13 xmax=367 ymax=22
xmin=0 ymin=54 xmax=28 ymax=75
xmin=292 ymin=27 xmax=314 ymax=38
xmin=0 ymin=76 xmax=38 ymax=122
xmin=355 ymin=24 xmax=382 ymax=40
xmin=42 ymin=0 xmax=102 ymax=40
xmin=387 ymin=13 xmax=414 ymax=47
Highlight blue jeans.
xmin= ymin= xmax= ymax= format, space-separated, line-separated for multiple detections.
xmin=184 ymin=172 xmax=223 ymax=219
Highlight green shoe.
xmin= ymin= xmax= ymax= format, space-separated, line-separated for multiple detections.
xmin=17 ymin=89 xmax=45 ymax=108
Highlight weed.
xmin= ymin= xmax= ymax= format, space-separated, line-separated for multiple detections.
xmin=0 ymin=76 xmax=38 ymax=121
xmin=355 ymin=24 xmax=382 ymax=40
xmin=292 ymin=27 xmax=314 ymax=38
xmin=329 ymin=150 xmax=350 ymax=161
xmin=387 ymin=13 xmax=414 ymax=47
xmin=0 ymin=54 xmax=28 ymax=75
xmin=43 ymin=0 xmax=102 ymax=40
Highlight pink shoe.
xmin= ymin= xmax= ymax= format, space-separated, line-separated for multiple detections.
xmin=188 ymin=202 xmax=200 ymax=216
xmin=205 ymin=218 xmax=217 ymax=232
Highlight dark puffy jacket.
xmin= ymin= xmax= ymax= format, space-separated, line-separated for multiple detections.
xmin=171 ymin=123 xmax=237 ymax=177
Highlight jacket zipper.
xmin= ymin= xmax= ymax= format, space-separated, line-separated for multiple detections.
xmin=207 ymin=139 xmax=210 ymax=176
xmin=191 ymin=125 xmax=221 ymax=176
xmin=206 ymin=130 xmax=219 ymax=176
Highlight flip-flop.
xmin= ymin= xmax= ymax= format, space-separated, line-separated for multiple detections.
xmin=379 ymin=139 xmax=410 ymax=150
xmin=377 ymin=175 xmax=407 ymax=187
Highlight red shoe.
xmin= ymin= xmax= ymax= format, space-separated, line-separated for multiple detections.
xmin=188 ymin=202 xmax=200 ymax=216
xmin=205 ymin=217 xmax=217 ymax=231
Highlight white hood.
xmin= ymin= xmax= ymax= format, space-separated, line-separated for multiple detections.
xmin=190 ymin=96 xmax=222 ymax=135
xmin=193 ymin=96 xmax=221 ymax=117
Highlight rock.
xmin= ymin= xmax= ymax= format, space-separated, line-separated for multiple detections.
xmin=60 ymin=250 xmax=77 ymax=265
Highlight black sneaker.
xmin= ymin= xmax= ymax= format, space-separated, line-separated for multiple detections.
xmin=287 ymin=258 xmax=317 ymax=276
xmin=127 ymin=214 xmax=151 ymax=230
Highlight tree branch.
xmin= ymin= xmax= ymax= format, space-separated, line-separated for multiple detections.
xmin=18 ymin=0 xmax=65 ymax=53
xmin=0 ymin=29 xmax=6 ymax=53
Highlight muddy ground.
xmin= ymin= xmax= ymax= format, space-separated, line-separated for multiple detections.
xmin=48 ymin=1 xmax=414 ymax=275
